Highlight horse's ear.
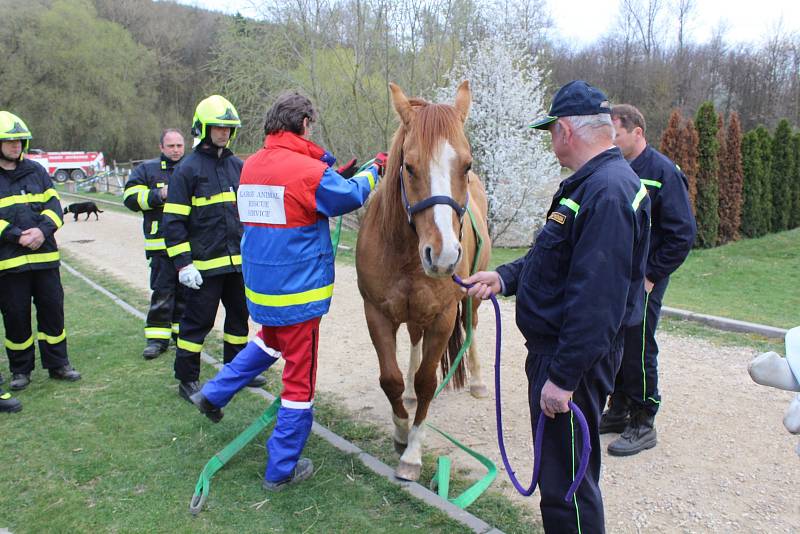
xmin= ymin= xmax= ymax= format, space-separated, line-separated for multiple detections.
xmin=389 ymin=83 xmax=413 ymax=126
xmin=454 ymin=80 xmax=471 ymax=123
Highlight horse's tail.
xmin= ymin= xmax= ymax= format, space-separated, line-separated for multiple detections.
xmin=440 ymin=302 xmax=467 ymax=390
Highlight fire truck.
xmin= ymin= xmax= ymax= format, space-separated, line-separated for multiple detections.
xmin=25 ymin=149 xmax=106 ymax=182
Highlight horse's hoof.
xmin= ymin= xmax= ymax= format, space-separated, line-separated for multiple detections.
xmin=470 ymin=384 xmax=489 ymax=399
xmin=393 ymin=439 xmax=407 ymax=454
xmin=395 ymin=460 xmax=421 ymax=481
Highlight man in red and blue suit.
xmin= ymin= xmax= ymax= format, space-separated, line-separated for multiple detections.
xmin=190 ymin=92 xmax=384 ymax=491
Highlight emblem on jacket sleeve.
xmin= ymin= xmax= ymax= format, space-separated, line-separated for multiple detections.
xmin=548 ymin=211 xmax=566 ymax=225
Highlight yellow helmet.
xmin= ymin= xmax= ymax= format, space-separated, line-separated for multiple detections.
xmin=0 ymin=111 xmax=32 ymax=159
xmin=191 ymin=95 xmax=241 ymax=146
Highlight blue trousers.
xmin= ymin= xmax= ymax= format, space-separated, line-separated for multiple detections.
xmin=526 ymin=340 xmax=623 ymax=534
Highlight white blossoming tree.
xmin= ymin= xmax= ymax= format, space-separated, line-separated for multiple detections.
xmin=435 ymin=33 xmax=560 ymax=245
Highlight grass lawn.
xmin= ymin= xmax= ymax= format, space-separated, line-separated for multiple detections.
xmin=664 ymin=228 xmax=800 ymax=329
xmin=0 ymin=261 xmax=539 ymax=533
xmin=0 ymin=269 xmax=486 ymax=534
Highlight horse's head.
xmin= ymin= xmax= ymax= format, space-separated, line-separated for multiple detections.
xmin=388 ymin=81 xmax=473 ymax=277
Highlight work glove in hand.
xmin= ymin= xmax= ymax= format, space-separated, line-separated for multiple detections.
xmin=320 ymin=151 xmax=336 ymax=167
xmin=337 ymin=158 xmax=358 ymax=179
xmin=373 ymin=152 xmax=388 ymax=177
xmin=179 ymin=264 xmax=203 ymax=290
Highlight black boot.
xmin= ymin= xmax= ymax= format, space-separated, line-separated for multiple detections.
xmin=49 ymin=365 xmax=82 ymax=381
xmin=178 ymin=380 xmax=201 ymax=403
xmin=0 ymin=389 xmax=22 ymax=413
xmin=599 ymin=395 xmax=629 ymax=434
xmin=607 ymin=410 xmax=657 ymax=456
xmin=142 ymin=341 xmax=168 ymax=360
xmin=247 ymin=375 xmax=267 ymax=388
xmin=10 ymin=373 xmax=31 ymax=391
xmin=189 ymin=390 xmax=223 ymax=423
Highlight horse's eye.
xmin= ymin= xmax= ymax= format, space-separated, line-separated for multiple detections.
xmin=405 ymin=163 xmax=414 ymax=176
xmin=464 ymin=162 xmax=472 ymax=174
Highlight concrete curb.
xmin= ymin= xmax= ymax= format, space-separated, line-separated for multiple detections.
xmin=61 ymin=261 xmax=502 ymax=534
xmin=661 ymin=306 xmax=787 ymax=339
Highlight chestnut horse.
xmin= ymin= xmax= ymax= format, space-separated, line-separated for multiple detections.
xmin=356 ymin=81 xmax=491 ymax=481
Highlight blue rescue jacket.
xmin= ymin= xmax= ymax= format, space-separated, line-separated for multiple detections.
xmin=238 ymin=131 xmax=378 ymax=326
xmin=630 ymin=145 xmax=696 ymax=283
xmin=496 ymin=148 xmax=651 ymax=391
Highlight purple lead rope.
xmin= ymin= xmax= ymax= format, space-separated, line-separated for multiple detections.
xmin=452 ymin=275 xmax=591 ymax=502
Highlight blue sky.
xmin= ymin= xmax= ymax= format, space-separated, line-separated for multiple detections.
xmin=178 ymin=0 xmax=799 ymax=46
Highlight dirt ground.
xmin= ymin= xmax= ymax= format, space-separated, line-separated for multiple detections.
xmin=58 ymin=208 xmax=800 ymax=532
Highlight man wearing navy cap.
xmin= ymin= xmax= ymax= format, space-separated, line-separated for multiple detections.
xmin=465 ymin=81 xmax=650 ymax=532
xmin=601 ymin=104 xmax=696 ymax=456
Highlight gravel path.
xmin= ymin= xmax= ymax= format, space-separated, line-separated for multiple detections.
xmin=57 ymin=209 xmax=800 ymax=532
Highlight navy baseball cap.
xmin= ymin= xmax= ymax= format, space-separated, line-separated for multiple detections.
xmin=530 ymin=80 xmax=611 ymax=130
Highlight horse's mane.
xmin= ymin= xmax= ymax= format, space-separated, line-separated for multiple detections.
xmin=376 ymin=98 xmax=465 ymax=246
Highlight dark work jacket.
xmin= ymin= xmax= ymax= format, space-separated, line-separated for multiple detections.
xmin=123 ymin=153 xmax=181 ymax=258
xmin=496 ymin=148 xmax=651 ymax=391
xmin=0 ymin=159 xmax=63 ymax=276
xmin=162 ymin=143 xmax=244 ymax=277
xmin=630 ymin=145 xmax=696 ymax=283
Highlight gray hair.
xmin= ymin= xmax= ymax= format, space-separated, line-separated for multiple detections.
xmin=560 ymin=114 xmax=615 ymax=143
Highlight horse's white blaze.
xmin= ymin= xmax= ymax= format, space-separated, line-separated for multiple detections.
xmin=403 ymin=341 xmax=422 ymax=401
xmin=429 ymin=141 xmax=461 ymax=268
xmin=400 ymin=424 xmax=426 ymax=466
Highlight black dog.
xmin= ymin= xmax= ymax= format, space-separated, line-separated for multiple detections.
xmin=63 ymin=202 xmax=104 ymax=221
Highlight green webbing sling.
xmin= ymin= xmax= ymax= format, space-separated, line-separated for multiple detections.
xmin=427 ymin=205 xmax=497 ymax=509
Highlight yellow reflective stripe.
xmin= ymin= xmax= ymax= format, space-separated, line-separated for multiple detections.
xmin=0 ymin=392 xmax=12 ymax=400
xmin=163 ymin=202 xmax=191 ymax=216
xmin=0 ymin=219 xmax=9 ymax=234
xmin=354 ymin=170 xmax=376 ymax=190
xmin=194 ymin=255 xmax=235 ymax=271
xmin=144 ymin=238 xmax=166 ymax=251
xmin=5 ymin=334 xmax=34 ymax=351
xmin=245 ymin=283 xmax=334 ymax=307
xmin=167 ymin=242 xmax=191 ymax=257
xmin=223 ymin=333 xmax=248 ymax=345
xmin=640 ymin=179 xmax=662 ymax=189
xmin=41 ymin=209 xmax=63 ymax=228
xmin=559 ymin=197 xmax=580 ymax=215
xmin=0 ymin=189 xmax=60 ymax=208
xmin=124 ymin=185 xmax=149 ymax=199
xmin=37 ymin=329 xmax=66 ymax=344
xmin=191 ymin=191 xmax=236 ymax=207
xmin=171 ymin=323 xmax=180 ymax=334
xmin=137 ymin=190 xmax=150 ymax=210
xmin=150 ymin=220 xmax=159 ymax=234
xmin=632 ymin=183 xmax=648 ymax=211
xmin=145 ymin=327 xmax=172 ymax=340
xmin=0 ymin=251 xmax=60 ymax=271
xmin=231 ymin=255 xmax=242 ymax=266
xmin=177 ymin=338 xmax=203 ymax=352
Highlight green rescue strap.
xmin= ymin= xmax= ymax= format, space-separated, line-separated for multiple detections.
xmin=428 ymin=205 xmax=497 ymax=509
xmin=189 ymin=191 xmax=350 ymax=515
xmin=189 ymin=398 xmax=281 ymax=514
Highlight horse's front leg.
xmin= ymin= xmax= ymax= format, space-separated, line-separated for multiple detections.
xmin=396 ymin=307 xmax=457 ymax=481
xmin=466 ymin=297 xmax=489 ymax=398
xmin=363 ymin=301 xmax=407 ymax=453
xmin=403 ymin=324 xmax=423 ymax=409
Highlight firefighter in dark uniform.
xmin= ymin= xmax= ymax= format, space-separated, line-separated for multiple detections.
xmin=162 ymin=95 xmax=265 ymax=403
xmin=465 ymin=82 xmax=650 ymax=533
xmin=0 ymin=111 xmax=81 ymax=393
xmin=124 ymin=128 xmax=189 ymax=359
xmin=601 ymin=104 xmax=696 ymax=455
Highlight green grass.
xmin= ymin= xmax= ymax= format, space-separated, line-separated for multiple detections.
xmin=0 ymin=270 xmax=481 ymax=534
xmin=665 ymin=229 xmax=800 ymax=328
xmin=0 ymin=262 xmax=541 ymax=533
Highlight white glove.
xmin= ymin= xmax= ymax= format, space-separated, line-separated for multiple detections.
xmin=179 ymin=264 xmax=203 ymax=290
